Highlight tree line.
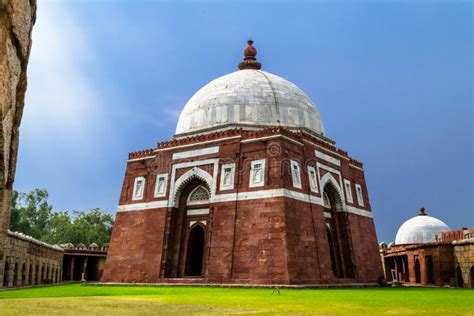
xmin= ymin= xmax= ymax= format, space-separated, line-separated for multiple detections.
xmin=9 ymin=189 xmax=114 ymax=246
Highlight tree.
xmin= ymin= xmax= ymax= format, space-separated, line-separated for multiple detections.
xmin=41 ymin=211 xmax=73 ymax=245
xmin=10 ymin=189 xmax=114 ymax=246
xmin=69 ymin=208 xmax=114 ymax=245
xmin=9 ymin=189 xmax=52 ymax=240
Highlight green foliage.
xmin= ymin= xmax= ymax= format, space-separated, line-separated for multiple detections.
xmin=10 ymin=189 xmax=53 ymax=239
xmin=9 ymin=189 xmax=113 ymax=246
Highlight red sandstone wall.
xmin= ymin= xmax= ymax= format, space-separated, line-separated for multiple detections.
xmin=230 ymin=198 xmax=289 ymax=284
xmin=284 ymin=199 xmax=325 ymax=284
xmin=346 ymin=213 xmax=383 ymax=282
xmin=205 ymin=201 xmax=236 ymax=282
xmin=102 ymin=209 xmax=166 ymax=283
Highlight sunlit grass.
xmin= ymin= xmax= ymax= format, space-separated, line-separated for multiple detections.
xmin=0 ymin=283 xmax=472 ymax=315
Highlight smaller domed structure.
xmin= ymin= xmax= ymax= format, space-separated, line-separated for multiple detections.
xmin=395 ymin=208 xmax=450 ymax=245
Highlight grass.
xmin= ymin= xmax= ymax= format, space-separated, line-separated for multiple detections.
xmin=0 ymin=283 xmax=472 ymax=315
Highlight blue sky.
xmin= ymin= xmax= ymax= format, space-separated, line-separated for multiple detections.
xmin=15 ymin=0 xmax=472 ymax=242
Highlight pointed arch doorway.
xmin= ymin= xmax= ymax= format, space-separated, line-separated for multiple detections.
xmin=322 ymin=183 xmax=355 ymax=279
xmin=164 ymin=178 xmax=210 ymax=278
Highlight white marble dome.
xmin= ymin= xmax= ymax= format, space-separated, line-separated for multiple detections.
xmin=395 ymin=211 xmax=450 ymax=245
xmin=175 ymin=69 xmax=324 ymax=136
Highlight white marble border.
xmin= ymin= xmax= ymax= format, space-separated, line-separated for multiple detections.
xmin=154 ymin=173 xmax=168 ymax=198
xmin=220 ymin=162 xmax=236 ymax=191
xmin=117 ymin=200 xmax=168 ymax=212
xmin=187 ymin=208 xmax=210 ymax=216
xmin=249 ymin=159 xmax=266 ymax=188
xmin=117 ymin=188 xmax=372 ymax=218
xmin=343 ymin=179 xmax=354 ymax=204
xmin=307 ymin=165 xmax=319 ymax=193
xmin=290 ymin=160 xmax=302 ymax=189
xmin=132 ymin=176 xmax=145 ymax=201
xmin=355 ymin=184 xmax=364 ymax=207
xmin=315 ymin=150 xmax=341 ymax=166
xmin=172 ymin=146 xmax=219 ymax=160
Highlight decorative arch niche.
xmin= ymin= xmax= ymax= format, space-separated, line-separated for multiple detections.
xmin=319 ymin=172 xmax=346 ymax=212
xmin=187 ymin=185 xmax=210 ymax=206
xmin=171 ymin=167 xmax=213 ymax=208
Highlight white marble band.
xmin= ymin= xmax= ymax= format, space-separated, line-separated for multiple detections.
xmin=117 ymin=188 xmax=372 ymax=218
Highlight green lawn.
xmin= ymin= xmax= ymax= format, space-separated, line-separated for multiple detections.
xmin=0 ymin=283 xmax=472 ymax=315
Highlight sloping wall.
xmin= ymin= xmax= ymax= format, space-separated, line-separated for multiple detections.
xmin=0 ymin=0 xmax=36 ymax=260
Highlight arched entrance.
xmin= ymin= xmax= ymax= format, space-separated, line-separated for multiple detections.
xmin=414 ymin=258 xmax=421 ymax=283
xmin=164 ymin=178 xmax=209 ymax=278
xmin=323 ymin=184 xmax=355 ymax=279
xmin=456 ymin=266 xmax=464 ymax=287
xmin=185 ymin=225 xmax=205 ymax=276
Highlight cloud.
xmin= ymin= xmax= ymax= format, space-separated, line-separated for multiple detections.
xmin=144 ymin=96 xmax=186 ymax=129
xmin=23 ymin=2 xmax=106 ymax=146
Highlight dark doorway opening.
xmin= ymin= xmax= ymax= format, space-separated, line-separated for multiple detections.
xmin=3 ymin=262 xmax=9 ymax=287
xmin=40 ymin=266 xmax=44 ymax=284
xmin=35 ymin=265 xmax=39 ymax=285
xmin=414 ymin=258 xmax=421 ymax=283
xmin=86 ymin=257 xmax=100 ymax=281
xmin=326 ymin=226 xmax=337 ymax=277
xmin=21 ymin=264 xmax=26 ymax=285
xmin=470 ymin=266 xmax=474 ymax=288
xmin=62 ymin=256 xmax=72 ymax=280
xmin=403 ymin=256 xmax=410 ymax=282
xmin=185 ymin=225 xmax=205 ymax=277
xmin=13 ymin=263 xmax=18 ymax=286
xmin=426 ymin=256 xmax=434 ymax=284
xmin=73 ymin=257 xmax=85 ymax=280
xmin=385 ymin=258 xmax=395 ymax=281
xmin=456 ymin=266 xmax=464 ymax=287
xmin=28 ymin=264 xmax=33 ymax=285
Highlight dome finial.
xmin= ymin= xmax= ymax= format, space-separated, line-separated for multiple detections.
xmin=238 ymin=39 xmax=262 ymax=70
xmin=419 ymin=207 xmax=427 ymax=216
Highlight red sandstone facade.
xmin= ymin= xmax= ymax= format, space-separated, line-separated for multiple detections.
xmin=102 ymin=127 xmax=382 ymax=284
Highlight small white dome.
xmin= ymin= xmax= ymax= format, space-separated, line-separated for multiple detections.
xmin=175 ymin=69 xmax=324 ymax=136
xmin=395 ymin=209 xmax=450 ymax=245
